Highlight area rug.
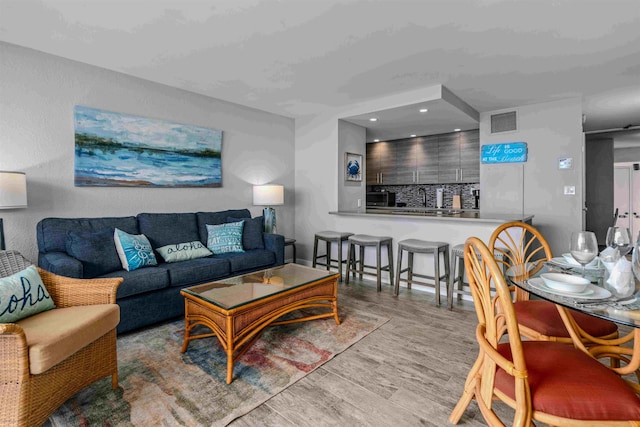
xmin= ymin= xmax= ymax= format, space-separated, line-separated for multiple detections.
xmin=48 ymin=305 xmax=389 ymax=427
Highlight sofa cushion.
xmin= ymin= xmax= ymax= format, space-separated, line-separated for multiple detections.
xmin=216 ymin=249 xmax=276 ymax=273
xmin=137 ymin=212 xmax=200 ymax=248
xmin=206 ymin=221 xmax=245 ymax=254
xmin=0 ymin=265 xmax=55 ymax=323
xmin=65 ymin=227 xmax=122 ymax=278
xmin=101 ymin=266 xmax=171 ymax=299
xmin=114 ymin=228 xmax=158 ymax=271
xmin=37 ymin=216 xmax=139 ymax=254
xmin=165 ymin=258 xmax=231 ymax=287
xmin=18 ymin=304 xmax=119 ymax=375
xmin=196 ymin=209 xmax=251 ymax=244
xmin=156 ymin=241 xmax=212 ymax=263
xmin=228 ymin=216 xmax=265 ymax=250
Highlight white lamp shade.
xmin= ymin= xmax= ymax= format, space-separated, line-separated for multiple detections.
xmin=253 ymin=185 xmax=284 ymax=206
xmin=0 ymin=171 xmax=27 ymax=209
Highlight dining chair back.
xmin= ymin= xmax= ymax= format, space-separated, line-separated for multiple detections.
xmin=449 ymin=237 xmax=640 ymax=426
xmin=488 ymin=221 xmax=619 ymax=345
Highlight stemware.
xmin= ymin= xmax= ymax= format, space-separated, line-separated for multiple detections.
xmin=633 ymin=233 xmax=640 ymax=283
xmin=570 ymin=231 xmax=598 ymax=277
xmin=606 ymin=226 xmax=633 ymax=257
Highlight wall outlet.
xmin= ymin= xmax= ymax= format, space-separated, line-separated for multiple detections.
xmin=564 ymin=185 xmax=576 ymax=195
xmin=357 ymin=199 xmax=362 ymax=207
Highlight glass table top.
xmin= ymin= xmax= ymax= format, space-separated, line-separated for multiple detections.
xmin=182 ymin=263 xmax=339 ymax=310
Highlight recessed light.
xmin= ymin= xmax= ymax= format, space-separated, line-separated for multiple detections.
xmin=419 ymin=108 xmax=428 ymax=113
xmin=454 ymin=128 xmax=461 ymax=132
xmin=410 ymin=134 xmax=417 ymax=137
xmin=373 ymin=139 xmax=380 ymax=142
xmin=369 ymin=117 xmax=378 ymax=122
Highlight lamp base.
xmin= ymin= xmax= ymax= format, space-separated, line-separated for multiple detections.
xmin=263 ymin=207 xmax=277 ymax=234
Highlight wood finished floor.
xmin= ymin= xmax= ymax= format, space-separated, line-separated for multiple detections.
xmin=230 ymin=277 xmax=504 ymax=427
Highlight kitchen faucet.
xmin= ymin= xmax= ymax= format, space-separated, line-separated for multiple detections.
xmin=418 ymin=187 xmax=427 ymax=207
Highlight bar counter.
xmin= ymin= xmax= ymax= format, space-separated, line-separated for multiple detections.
xmin=330 ymin=207 xmax=533 ymax=224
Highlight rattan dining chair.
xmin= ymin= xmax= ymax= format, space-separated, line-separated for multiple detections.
xmin=489 ymin=221 xmax=618 ymax=345
xmin=449 ymin=237 xmax=640 ymax=426
xmin=0 ymin=250 xmax=123 ymax=426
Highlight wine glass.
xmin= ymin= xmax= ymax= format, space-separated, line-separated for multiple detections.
xmin=632 ymin=233 xmax=640 ymax=284
xmin=606 ymin=226 xmax=632 ymax=257
xmin=570 ymin=231 xmax=598 ymax=277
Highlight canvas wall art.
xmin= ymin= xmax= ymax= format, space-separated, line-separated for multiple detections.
xmin=74 ymin=106 xmax=222 ymax=187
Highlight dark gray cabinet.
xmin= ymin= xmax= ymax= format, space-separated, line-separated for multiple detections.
xmin=438 ymin=130 xmax=479 ymax=183
xmin=366 ymin=130 xmax=478 ymax=185
xmin=366 ymin=141 xmax=396 ymax=185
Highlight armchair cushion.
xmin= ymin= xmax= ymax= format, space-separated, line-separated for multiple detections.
xmin=65 ymin=228 xmax=121 ymax=278
xmin=18 ymin=303 xmax=120 ymax=375
xmin=0 ymin=265 xmax=55 ymax=323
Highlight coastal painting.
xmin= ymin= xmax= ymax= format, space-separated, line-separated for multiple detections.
xmin=73 ymin=106 xmax=222 ymax=187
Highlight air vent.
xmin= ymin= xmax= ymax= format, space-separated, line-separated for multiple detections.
xmin=491 ymin=111 xmax=517 ymax=133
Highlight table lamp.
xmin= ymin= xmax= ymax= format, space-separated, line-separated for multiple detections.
xmin=0 ymin=171 xmax=28 ymax=250
xmin=253 ymin=184 xmax=284 ymax=234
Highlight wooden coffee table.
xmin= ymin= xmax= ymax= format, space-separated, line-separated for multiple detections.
xmin=180 ymin=263 xmax=340 ymax=384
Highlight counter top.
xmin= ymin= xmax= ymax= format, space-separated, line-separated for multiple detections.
xmin=330 ymin=208 xmax=533 ymax=224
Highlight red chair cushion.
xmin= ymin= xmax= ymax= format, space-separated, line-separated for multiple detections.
xmin=496 ymin=341 xmax=640 ymax=421
xmin=515 ymin=300 xmax=618 ymax=338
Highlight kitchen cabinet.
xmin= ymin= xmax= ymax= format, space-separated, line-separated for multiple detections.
xmin=438 ymin=130 xmax=479 ymax=183
xmin=382 ymin=136 xmax=439 ymax=185
xmin=366 ymin=141 xmax=396 ymax=185
xmin=416 ymin=135 xmax=439 ymax=184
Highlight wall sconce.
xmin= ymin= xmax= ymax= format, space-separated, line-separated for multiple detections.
xmin=252 ymin=184 xmax=284 ymax=234
xmin=0 ymin=171 xmax=28 ymax=250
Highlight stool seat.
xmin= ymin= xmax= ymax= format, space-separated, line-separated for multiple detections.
xmin=398 ymin=239 xmax=448 ymax=253
xmin=348 ymin=234 xmax=392 ymax=245
xmin=345 ymin=235 xmax=394 ymax=291
xmin=312 ymin=231 xmax=353 ymax=282
xmin=315 ymin=231 xmax=353 ymax=240
xmin=394 ymin=239 xmax=450 ymax=306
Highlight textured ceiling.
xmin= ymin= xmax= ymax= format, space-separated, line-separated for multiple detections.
xmin=1 ymin=0 xmax=639 ymax=137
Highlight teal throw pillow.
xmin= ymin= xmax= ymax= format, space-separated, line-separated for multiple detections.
xmin=206 ymin=221 xmax=245 ymax=254
xmin=114 ymin=228 xmax=158 ymax=271
xmin=0 ymin=265 xmax=56 ymax=323
xmin=156 ymin=241 xmax=212 ymax=263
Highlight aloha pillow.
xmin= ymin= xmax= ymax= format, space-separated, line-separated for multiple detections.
xmin=206 ymin=221 xmax=245 ymax=254
xmin=114 ymin=228 xmax=158 ymax=271
xmin=227 ymin=216 xmax=264 ymax=250
xmin=156 ymin=241 xmax=212 ymax=263
xmin=0 ymin=265 xmax=56 ymax=323
xmin=65 ymin=228 xmax=122 ymax=278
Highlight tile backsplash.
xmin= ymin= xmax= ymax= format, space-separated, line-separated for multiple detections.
xmin=369 ymin=183 xmax=480 ymax=209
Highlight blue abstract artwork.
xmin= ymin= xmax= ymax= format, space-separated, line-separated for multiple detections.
xmin=74 ymin=106 xmax=222 ymax=187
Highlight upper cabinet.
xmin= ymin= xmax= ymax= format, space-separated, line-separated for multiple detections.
xmin=366 ymin=130 xmax=479 ymax=185
xmin=438 ymin=130 xmax=480 ymax=183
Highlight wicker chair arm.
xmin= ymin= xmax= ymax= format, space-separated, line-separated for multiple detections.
xmin=0 ymin=323 xmax=30 ymax=389
xmin=37 ymin=268 xmax=122 ymax=307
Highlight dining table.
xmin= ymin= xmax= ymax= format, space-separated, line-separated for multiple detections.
xmin=508 ymin=256 xmax=640 ymax=394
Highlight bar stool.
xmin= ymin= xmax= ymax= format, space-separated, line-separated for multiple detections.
xmin=394 ymin=239 xmax=450 ymax=306
xmin=345 ymin=234 xmax=394 ymax=292
xmin=448 ymin=243 xmax=506 ymax=309
xmin=312 ymin=231 xmax=353 ymax=282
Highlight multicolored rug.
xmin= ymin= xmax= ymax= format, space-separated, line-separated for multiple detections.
xmin=48 ymin=306 xmax=389 ymax=426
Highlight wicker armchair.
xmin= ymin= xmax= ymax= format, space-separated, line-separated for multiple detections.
xmin=0 ymin=250 xmax=123 ymax=426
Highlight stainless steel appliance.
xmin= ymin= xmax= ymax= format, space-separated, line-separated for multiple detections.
xmin=366 ymin=192 xmax=396 ymax=207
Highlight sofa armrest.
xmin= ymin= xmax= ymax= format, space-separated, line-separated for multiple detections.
xmin=264 ymin=233 xmax=285 ymax=266
xmin=38 ymin=251 xmax=83 ymax=278
xmin=37 ymin=268 xmax=122 ymax=307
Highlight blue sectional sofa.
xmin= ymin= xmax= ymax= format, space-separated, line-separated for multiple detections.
xmin=36 ymin=209 xmax=285 ymax=333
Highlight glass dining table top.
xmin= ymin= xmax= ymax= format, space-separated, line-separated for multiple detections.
xmin=508 ymin=261 xmax=640 ymax=328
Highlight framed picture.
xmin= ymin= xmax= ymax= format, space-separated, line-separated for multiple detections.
xmin=344 ymin=152 xmax=362 ymax=182
xmin=73 ymin=105 xmax=222 ymax=187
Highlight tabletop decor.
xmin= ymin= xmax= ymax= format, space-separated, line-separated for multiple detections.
xmin=74 ymin=105 xmax=223 ymax=187
xmin=48 ymin=306 xmax=388 ymax=426
xmin=253 ymin=184 xmax=284 ymax=233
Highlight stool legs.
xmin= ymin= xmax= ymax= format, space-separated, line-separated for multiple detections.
xmin=345 ymin=240 xmax=393 ymax=292
xmin=312 ymin=236 xmax=319 ymax=269
xmin=394 ymin=248 xmax=403 ymax=296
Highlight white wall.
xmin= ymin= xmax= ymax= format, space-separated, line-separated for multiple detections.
xmin=480 ymin=98 xmax=584 ymax=254
xmin=0 ymin=42 xmax=295 ymax=261
xmin=337 ymin=119 xmax=366 ymax=211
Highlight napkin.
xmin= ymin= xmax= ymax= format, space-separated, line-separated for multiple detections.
xmin=599 ymin=246 xmax=620 ymax=272
xmin=605 ymin=256 xmax=635 ymax=298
